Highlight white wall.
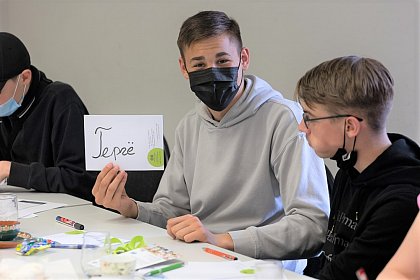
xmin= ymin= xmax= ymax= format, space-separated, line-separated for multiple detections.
xmin=1 ymin=0 xmax=419 ymax=174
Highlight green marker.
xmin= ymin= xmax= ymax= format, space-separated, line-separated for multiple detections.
xmin=144 ymin=261 xmax=184 ymax=276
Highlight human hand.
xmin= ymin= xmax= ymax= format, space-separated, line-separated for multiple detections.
xmin=166 ymin=214 xmax=217 ymax=244
xmin=0 ymin=161 xmax=11 ymax=182
xmin=92 ymin=163 xmax=137 ymax=218
xmin=166 ymin=214 xmax=234 ymax=250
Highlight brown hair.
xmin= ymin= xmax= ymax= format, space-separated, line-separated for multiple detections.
xmin=177 ymin=11 xmax=243 ymax=59
xmin=295 ymin=56 xmax=394 ymax=131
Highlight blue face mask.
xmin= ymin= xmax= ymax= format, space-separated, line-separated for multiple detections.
xmin=0 ymin=75 xmax=26 ymax=117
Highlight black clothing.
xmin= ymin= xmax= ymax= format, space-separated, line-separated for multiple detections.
xmin=319 ymin=133 xmax=420 ymax=280
xmin=0 ymin=66 xmax=95 ymax=201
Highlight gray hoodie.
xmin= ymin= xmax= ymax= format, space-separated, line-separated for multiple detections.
xmin=137 ymin=75 xmax=329 ymax=267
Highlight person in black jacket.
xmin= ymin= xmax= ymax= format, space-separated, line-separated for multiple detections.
xmin=295 ymin=55 xmax=420 ymax=280
xmin=0 ymin=32 xmax=95 ymax=201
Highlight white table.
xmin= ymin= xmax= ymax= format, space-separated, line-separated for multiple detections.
xmin=1 ymin=185 xmax=91 ymax=207
xmin=0 ymin=189 xmax=315 ymax=279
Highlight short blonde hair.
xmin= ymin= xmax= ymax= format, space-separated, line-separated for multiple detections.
xmin=295 ymin=56 xmax=394 ymax=131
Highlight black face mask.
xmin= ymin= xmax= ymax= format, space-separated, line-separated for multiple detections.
xmin=330 ymin=122 xmax=358 ymax=170
xmin=187 ymin=63 xmax=242 ymax=112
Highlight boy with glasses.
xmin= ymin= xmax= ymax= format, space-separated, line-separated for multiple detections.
xmin=296 ymin=55 xmax=420 ymax=279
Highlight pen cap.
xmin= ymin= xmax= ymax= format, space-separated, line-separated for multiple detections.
xmin=74 ymin=223 xmax=84 ymax=230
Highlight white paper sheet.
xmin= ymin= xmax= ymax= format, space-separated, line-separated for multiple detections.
xmin=124 ymin=244 xmax=180 ymax=270
xmin=84 ymin=115 xmax=164 ymax=171
xmin=18 ymin=199 xmax=67 ymax=218
xmin=138 ymin=260 xmax=265 ymax=279
xmin=43 ymin=231 xmax=96 ymax=245
xmin=42 ymin=232 xmax=131 ymax=247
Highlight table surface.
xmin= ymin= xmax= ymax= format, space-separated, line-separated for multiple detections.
xmin=0 ymin=186 xmax=315 ymax=279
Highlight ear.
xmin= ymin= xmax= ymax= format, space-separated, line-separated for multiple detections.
xmin=178 ymin=57 xmax=189 ymax=80
xmin=21 ymin=69 xmax=32 ymax=86
xmin=240 ymin=47 xmax=250 ymax=71
xmin=345 ymin=116 xmax=362 ymax=138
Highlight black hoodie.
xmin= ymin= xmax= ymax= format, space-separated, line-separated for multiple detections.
xmin=319 ymin=133 xmax=420 ymax=280
xmin=0 ymin=66 xmax=95 ymax=201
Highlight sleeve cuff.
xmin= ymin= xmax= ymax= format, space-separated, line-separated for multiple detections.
xmin=8 ymin=162 xmax=31 ymax=189
xmin=228 ymin=227 xmax=258 ymax=258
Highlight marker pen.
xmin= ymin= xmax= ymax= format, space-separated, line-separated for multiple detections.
xmin=144 ymin=262 xmax=184 ymax=276
xmin=55 ymin=216 xmax=85 ymax=230
xmin=203 ymin=247 xmax=238 ymax=260
xmin=51 ymin=243 xmax=97 ymax=249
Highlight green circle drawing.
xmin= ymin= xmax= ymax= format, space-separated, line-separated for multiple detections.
xmin=147 ymin=148 xmax=164 ymax=167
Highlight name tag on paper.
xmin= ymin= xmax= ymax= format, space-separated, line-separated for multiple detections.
xmin=84 ymin=115 xmax=164 ymax=171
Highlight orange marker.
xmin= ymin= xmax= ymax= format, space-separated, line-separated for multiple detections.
xmin=203 ymin=247 xmax=238 ymax=260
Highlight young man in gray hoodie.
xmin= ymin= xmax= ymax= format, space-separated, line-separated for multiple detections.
xmin=92 ymin=10 xmax=330 ymax=272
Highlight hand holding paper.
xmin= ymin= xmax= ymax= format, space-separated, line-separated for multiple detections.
xmin=91 ymin=163 xmax=138 ymax=218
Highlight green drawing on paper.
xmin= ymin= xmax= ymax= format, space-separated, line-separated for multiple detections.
xmin=147 ymin=148 xmax=164 ymax=167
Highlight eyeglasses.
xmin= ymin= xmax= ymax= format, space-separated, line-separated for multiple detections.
xmin=302 ymin=113 xmax=363 ymax=129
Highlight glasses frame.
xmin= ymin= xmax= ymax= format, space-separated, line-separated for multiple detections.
xmin=302 ymin=113 xmax=363 ymax=129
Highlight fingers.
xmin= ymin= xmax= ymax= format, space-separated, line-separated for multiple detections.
xmin=166 ymin=215 xmax=184 ymax=239
xmin=113 ymin=170 xmax=128 ymax=202
xmin=166 ymin=224 xmax=176 ymax=239
xmin=166 ymin=215 xmax=190 ymax=238
xmin=92 ymin=162 xmax=114 ymax=197
xmin=102 ymin=169 xmax=126 ymax=207
xmin=167 ymin=215 xmax=206 ymax=243
xmin=92 ymin=163 xmax=126 ymax=209
xmin=94 ymin=164 xmax=119 ymax=205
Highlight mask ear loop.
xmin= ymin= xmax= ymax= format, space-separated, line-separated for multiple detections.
xmin=341 ymin=121 xmax=347 ymax=150
xmin=342 ymin=123 xmax=357 ymax=161
xmin=330 ymin=119 xmax=348 ymax=161
xmin=236 ymin=49 xmax=244 ymax=89
xmin=18 ymin=84 xmax=27 ymax=105
xmin=11 ymin=75 xmax=21 ymax=100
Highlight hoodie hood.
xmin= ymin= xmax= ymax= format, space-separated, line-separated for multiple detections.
xmin=351 ymin=133 xmax=420 ymax=189
xmin=195 ymin=75 xmax=284 ymax=128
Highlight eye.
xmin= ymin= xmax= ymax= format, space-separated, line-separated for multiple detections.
xmin=192 ymin=62 xmax=206 ymax=69
xmin=217 ymin=58 xmax=231 ymax=66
